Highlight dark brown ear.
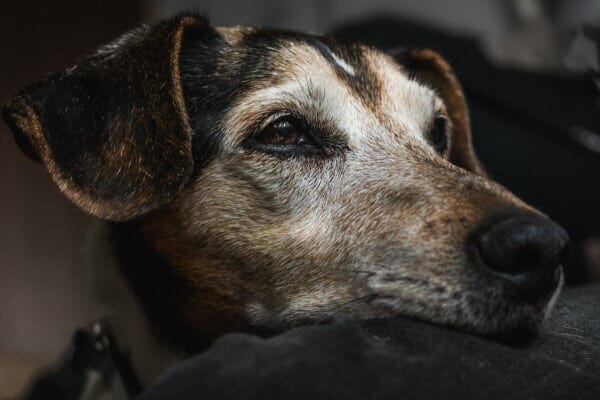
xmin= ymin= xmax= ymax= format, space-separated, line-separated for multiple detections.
xmin=392 ymin=48 xmax=484 ymax=175
xmin=2 ymin=13 xmax=211 ymax=221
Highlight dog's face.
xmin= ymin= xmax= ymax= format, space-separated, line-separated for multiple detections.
xmin=4 ymin=14 xmax=568 ymax=348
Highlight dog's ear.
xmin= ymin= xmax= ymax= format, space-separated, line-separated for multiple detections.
xmin=2 ymin=14 xmax=213 ymax=221
xmin=392 ymin=48 xmax=484 ymax=175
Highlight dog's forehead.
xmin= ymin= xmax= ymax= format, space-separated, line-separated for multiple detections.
xmin=214 ymin=27 xmax=438 ymax=149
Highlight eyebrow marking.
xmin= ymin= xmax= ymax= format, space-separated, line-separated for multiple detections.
xmin=329 ymin=50 xmax=356 ymax=76
xmin=309 ymin=39 xmax=356 ymax=77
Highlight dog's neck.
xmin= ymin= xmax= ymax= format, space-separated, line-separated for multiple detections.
xmin=83 ymin=222 xmax=181 ymax=385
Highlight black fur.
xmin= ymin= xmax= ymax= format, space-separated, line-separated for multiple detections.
xmin=108 ymin=222 xmax=205 ymax=354
xmin=2 ymin=13 xmax=210 ymax=220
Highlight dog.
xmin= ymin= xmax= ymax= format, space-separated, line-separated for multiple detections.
xmin=4 ymin=12 xmax=568 ymax=390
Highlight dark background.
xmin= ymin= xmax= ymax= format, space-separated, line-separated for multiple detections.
xmin=1 ymin=0 xmax=598 ymax=397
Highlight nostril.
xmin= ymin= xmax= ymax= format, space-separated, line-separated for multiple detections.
xmin=474 ymin=214 xmax=569 ymax=285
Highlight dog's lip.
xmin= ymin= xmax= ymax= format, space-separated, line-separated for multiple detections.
xmin=538 ymin=265 xmax=564 ymax=315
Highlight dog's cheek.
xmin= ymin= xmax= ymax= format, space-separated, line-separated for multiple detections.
xmin=141 ymin=156 xmax=353 ymax=321
xmin=191 ymin=155 xmax=344 ymax=241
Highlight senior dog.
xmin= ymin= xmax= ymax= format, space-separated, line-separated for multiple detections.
xmin=4 ymin=12 xmax=568 ymax=390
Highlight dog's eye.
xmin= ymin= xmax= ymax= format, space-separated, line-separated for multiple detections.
xmin=252 ymin=117 xmax=317 ymax=152
xmin=430 ymin=116 xmax=448 ymax=154
xmin=256 ymin=117 xmax=308 ymax=146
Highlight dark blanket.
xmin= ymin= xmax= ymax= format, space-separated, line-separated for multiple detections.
xmin=140 ymin=285 xmax=600 ymax=400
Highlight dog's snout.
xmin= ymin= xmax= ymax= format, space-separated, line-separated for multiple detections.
xmin=474 ymin=214 xmax=569 ymax=301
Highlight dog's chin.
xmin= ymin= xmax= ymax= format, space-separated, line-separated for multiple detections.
xmin=409 ymin=302 xmax=542 ymax=346
xmin=477 ymin=307 xmax=544 ymax=346
xmin=459 ymin=272 xmax=564 ymax=346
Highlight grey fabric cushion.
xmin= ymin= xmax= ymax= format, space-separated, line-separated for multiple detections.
xmin=140 ymin=284 xmax=600 ymax=400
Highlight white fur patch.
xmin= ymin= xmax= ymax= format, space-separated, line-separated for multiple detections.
xmin=544 ymin=266 xmax=565 ymax=320
xmin=329 ymin=50 xmax=356 ymax=76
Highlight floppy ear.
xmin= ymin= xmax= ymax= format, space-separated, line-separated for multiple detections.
xmin=392 ymin=48 xmax=484 ymax=175
xmin=2 ymin=13 xmax=212 ymax=221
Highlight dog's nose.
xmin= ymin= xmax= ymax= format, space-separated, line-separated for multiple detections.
xmin=474 ymin=214 xmax=569 ymax=301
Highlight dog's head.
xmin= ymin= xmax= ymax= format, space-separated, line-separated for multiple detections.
xmin=4 ymin=14 xmax=568 ymax=348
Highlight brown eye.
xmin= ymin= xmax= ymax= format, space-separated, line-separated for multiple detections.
xmin=255 ymin=117 xmax=310 ymax=147
xmin=430 ymin=116 xmax=448 ymax=154
xmin=249 ymin=117 xmax=320 ymax=155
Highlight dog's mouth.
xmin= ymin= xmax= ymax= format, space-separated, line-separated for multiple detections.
xmin=364 ymin=259 xmax=564 ymax=344
xmin=484 ymin=266 xmax=564 ymax=344
xmin=457 ymin=238 xmax=565 ymax=342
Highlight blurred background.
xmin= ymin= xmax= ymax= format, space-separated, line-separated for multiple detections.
xmin=0 ymin=0 xmax=598 ymax=397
